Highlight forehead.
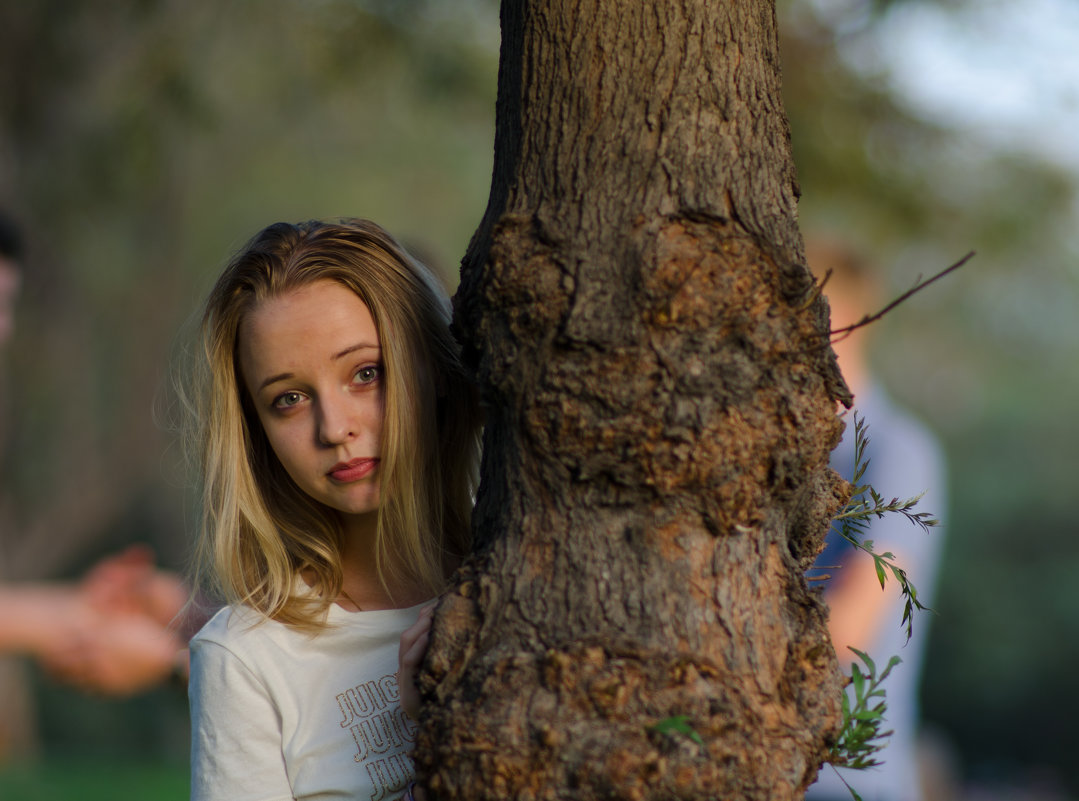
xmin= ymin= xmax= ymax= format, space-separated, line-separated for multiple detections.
xmin=237 ymin=280 xmax=379 ymax=381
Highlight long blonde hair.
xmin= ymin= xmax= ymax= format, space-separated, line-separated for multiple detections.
xmin=190 ymin=219 xmax=481 ymax=628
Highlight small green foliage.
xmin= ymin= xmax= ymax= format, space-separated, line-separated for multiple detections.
xmin=830 ymin=648 xmax=900 ymax=771
xmin=647 ymin=715 xmax=704 ymax=747
xmin=827 ymin=649 xmax=902 ymax=800
xmin=820 ymin=413 xmax=939 ymax=800
xmin=831 ymin=413 xmax=939 ymax=641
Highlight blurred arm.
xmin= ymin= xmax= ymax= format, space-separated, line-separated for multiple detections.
xmin=0 ymin=583 xmax=89 ymax=657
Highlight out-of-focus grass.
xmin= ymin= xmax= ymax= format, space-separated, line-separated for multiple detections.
xmin=0 ymin=758 xmax=187 ymax=801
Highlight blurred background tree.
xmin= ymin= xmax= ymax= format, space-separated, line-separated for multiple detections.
xmin=0 ymin=0 xmax=1076 ymax=798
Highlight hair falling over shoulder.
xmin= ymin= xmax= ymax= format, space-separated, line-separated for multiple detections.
xmin=185 ymin=219 xmax=482 ymax=629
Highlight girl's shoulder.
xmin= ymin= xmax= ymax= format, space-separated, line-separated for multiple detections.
xmin=190 ymin=603 xmax=284 ymax=654
xmin=190 ymin=574 xmax=326 ymax=650
xmin=189 ymin=593 xmax=433 ymax=657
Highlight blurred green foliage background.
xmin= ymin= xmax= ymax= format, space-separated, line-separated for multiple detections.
xmin=1 ymin=0 xmax=1076 ymax=798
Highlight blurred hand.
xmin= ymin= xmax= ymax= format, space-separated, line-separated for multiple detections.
xmin=81 ymin=544 xmax=188 ymax=626
xmin=397 ymin=603 xmax=434 ymax=720
xmin=41 ymin=604 xmax=185 ymax=696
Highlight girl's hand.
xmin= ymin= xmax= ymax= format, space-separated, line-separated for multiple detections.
xmin=398 ymin=603 xmax=435 ymax=720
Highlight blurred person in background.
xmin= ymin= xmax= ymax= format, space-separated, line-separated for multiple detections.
xmin=0 ymin=211 xmax=193 ymax=760
xmin=805 ymin=239 xmax=950 ymax=801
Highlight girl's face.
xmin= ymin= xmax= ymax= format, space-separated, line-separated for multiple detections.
xmin=238 ymin=279 xmax=384 ymax=522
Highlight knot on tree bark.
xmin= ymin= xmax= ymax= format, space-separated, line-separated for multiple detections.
xmin=416 ymin=635 xmax=837 ymax=801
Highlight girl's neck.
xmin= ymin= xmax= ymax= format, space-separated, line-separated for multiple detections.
xmin=336 ymin=569 xmax=430 ymax=612
xmin=335 ymin=512 xmax=430 ymax=612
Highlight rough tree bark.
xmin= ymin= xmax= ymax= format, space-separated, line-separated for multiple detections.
xmin=417 ymin=2 xmax=851 ymax=798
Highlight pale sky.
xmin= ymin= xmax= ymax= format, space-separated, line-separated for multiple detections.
xmin=842 ymin=0 xmax=1079 ymax=171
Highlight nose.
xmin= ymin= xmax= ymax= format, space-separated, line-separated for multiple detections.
xmin=317 ymin=394 xmax=357 ymax=446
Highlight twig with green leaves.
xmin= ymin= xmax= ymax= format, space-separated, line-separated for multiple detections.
xmin=828 ymin=648 xmax=903 ymax=801
xmin=820 ymin=411 xmax=940 ymax=800
xmin=831 ymin=413 xmax=939 ymax=642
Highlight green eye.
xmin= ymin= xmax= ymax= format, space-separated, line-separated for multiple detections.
xmin=273 ymin=391 xmax=304 ymax=409
xmin=354 ymin=365 xmax=381 ymax=384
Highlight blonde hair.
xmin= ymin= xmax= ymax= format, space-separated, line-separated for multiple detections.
xmin=190 ymin=219 xmax=481 ymax=628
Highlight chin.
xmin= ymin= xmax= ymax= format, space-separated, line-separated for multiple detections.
xmin=333 ymin=495 xmax=381 ymax=519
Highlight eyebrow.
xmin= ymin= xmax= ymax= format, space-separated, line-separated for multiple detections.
xmin=333 ymin=342 xmax=380 ymax=361
xmin=256 ymin=342 xmax=381 ymax=393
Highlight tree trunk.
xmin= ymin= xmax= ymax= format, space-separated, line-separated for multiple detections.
xmin=418 ymin=1 xmax=850 ymax=798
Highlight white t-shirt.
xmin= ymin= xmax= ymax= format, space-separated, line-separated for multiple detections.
xmin=189 ymin=598 xmax=426 ymax=801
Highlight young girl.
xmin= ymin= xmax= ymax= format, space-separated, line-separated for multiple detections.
xmin=186 ymin=219 xmax=480 ymax=801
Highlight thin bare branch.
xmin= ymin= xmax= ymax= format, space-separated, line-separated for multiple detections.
xmin=798 ymin=267 xmax=832 ymax=311
xmin=829 ymin=251 xmax=975 ymax=344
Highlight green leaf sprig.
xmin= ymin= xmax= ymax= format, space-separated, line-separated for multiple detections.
xmin=827 ymin=649 xmax=902 ymax=800
xmin=830 ymin=413 xmax=939 ymax=641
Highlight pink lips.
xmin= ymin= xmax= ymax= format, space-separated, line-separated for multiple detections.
xmin=328 ymin=458 xmax=379 ymax=483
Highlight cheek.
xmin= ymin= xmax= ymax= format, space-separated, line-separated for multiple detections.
xmin=257 ymin=417 xmax=307 ymax=476
xmin=267 ymin=430 xmax=300 ymax=469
